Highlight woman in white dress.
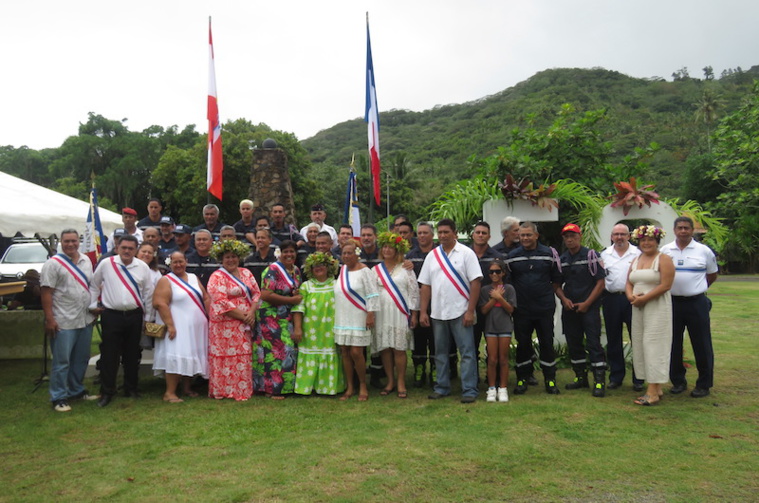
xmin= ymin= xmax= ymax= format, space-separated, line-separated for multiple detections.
xmin=334 ymin=241 xmax=379 ymax=401
xmin=373 ymin=232 xmax=419 ymax=398
xmin=152 ymin=251 xmax=210 ymax=403
xmin=626 ymin=225 xmax=674 ymax=406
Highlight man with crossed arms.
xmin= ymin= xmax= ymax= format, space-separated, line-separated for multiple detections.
xmin=419 ymin=218 xmax=482 ymax=403
xmin=40 ymin=229 xmax=97 ymax=412
xmin=89 ymin=235 xmax=155 ymax=407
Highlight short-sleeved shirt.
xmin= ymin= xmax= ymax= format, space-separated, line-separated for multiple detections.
xmin=137 ymin=216 xmax=162 ymax=230
xmin=600 ymin=244 xmax=640 ymax=293
xmin=660 ymin=239 xmax=718 ymax=296
xmin=193 ymin=222 xmax=226 ymax=241
xmin=479 ymin=283 xmax=517 ymax=334
xmin=40 ymin=253 xmax=94 ymax=329
xmin=418 ymin=242 xmax=483 ymax=321
xmin=506 ymin=244 xmax=562 ymax=317
xmin=232 ymin=220 xmax=256 ymax=241
xmin=559 ymin=246 xmax=606 ymax=305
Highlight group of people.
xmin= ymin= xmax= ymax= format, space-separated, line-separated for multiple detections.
xmin=40 ymin=195 xmax=718 ymax=411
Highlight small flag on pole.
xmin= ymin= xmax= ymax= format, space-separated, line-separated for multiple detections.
xmin=344 ymin=159 xmax=362 ymax=238
xmin=83 ymin=185 xmax=106 ymax=269
xmin=207 ymin=17 xmax=224 ymax=200
xmin=365 ymin=13 xmax=381 ymax=206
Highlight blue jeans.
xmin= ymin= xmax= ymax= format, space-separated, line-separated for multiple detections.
xmin=432 ymin=316 xmax=478 ymax=398
xmin=49 ymin=325 xmax=93 ymax=402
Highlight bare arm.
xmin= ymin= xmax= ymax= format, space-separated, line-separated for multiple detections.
xmin=41 ymin=286 xmax=58 ymax=338
xmin=152 ymin=277 xmax=176 ymax=339
xmin=261 ymin=289 xmax=302 ymax=306
xmin=419 ymin=284 xmax=431 ymax=327
xmin=706 ymin=272 xmax=718 ymax=287
xmin=463 ymin=278 xmax=481 ymax=327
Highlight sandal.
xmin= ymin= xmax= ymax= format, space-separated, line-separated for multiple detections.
xmin=163 ymin=397 xmax=184 ymax=403
xmin=340 ymin=393 xmax=354 ymax=402
xmin=183 ymin=390 xmax=199 ymax=398
xmin=397 ymin=390 xmax=408 ymax=399
xmin=634 ymin=394 xmax=659 ymax=406
xmin=358 ymin=394 xmax=369 ymax=402
xmin=379 ymin=387 xmax=394 ymax=396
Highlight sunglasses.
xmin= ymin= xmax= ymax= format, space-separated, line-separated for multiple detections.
xmin=488 ymin=270 xmax=503 ymax=275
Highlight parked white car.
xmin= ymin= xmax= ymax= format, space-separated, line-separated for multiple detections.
xmin=0 ymin=240 xmax=50 ymax=282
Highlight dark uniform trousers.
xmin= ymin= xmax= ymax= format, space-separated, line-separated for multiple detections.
xmin=100 ymin=307 xmax=144 ymax=396
xmin=514 ymin=313 xmax=556 ymax=381
xmin=670 ymin=294 xmax=714 ymax=390
xmin=562 ymin=304 xmax=605 ymax=371
xmin=603 ymin=292 xmax=643 ymax=385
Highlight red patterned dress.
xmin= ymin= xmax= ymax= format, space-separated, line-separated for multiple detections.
xmin=207 ymin=267 xmax=261 ymax=401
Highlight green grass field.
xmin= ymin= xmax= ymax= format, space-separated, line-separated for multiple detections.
xmin=1 ymin=278 xmax=757 ymax=502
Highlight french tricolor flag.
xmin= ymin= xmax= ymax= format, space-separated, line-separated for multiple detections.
xmin=207 ymin=17 xmax=223 ymax=200
xmin=365 ymin=14 xmax=381 ymax=206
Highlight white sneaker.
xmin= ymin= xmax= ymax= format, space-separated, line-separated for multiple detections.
xmin=497 ymin=387 xmax=509 ymax=402
xmin=486 ymin=388 xmax=497 ymax=403
xmin=53 ymin=400 xmax=71 ymax=412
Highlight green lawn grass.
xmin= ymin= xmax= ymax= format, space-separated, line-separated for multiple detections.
xmin=1 ymin=278 xmax=758 ymax=502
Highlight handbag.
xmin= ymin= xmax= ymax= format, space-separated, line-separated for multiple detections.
xmin=144 ymin=322 xmax=167 ymax=338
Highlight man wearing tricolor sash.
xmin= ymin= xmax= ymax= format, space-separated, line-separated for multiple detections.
xmin=41 ymin=229 xmax=96 ymax=412
xmin=89 ymin=235 xmax=156 ymax=407
xmin=419 ymin=219 xmax=483 ymax=403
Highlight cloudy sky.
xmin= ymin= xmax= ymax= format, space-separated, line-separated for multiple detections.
xmin=2 ymin=0 xmax=757 ymax=150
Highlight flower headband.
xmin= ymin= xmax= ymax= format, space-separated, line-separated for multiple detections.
xmin=377 ymin=232 xmax=411 ymax=256
xmin=210 ymin=239 xmax=250 ymax=260
xmin=631 ymin=225 xmax=666 ymax=241
xmin=304 ymin=252 xmax=339 ymax=278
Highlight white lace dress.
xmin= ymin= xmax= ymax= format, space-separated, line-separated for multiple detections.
xmin=372 ymin=264 xmax=419 ymax=352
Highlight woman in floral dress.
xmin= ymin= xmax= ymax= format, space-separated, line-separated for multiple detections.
xmin=253 ymin=240 xmax=302 ymax=399
xmin=207 ymin=240 xmax=260 ymax=401
xmin=292 ymin=252 xmax=345 ymax=396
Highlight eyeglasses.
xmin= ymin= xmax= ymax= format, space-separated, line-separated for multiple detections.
xmin=488 ymin=270 xmax=502 ymax=275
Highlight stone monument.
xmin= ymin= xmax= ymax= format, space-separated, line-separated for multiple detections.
xmin=248 ymin=138 xmax=297 ymax=224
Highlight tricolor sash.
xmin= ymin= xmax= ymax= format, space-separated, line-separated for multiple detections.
xmin=432 ymin=246 xmax=470 ymax=301
xmin=339 ymin=265 xmax=367 ymax=312
xmin=218 ymin=268 xmax=253 ymax=302
xmin=167 ymin=273 xmax=207 ymax=318
xmin=109 ymin=257 xmax=143 ymax=309
xmin=51 ymin=254 xmax=89 ymax=292
xmin=269 ymin=261 xmax=297 ymax=291
xmin=375 ymin=263 xmax=410 ymax=320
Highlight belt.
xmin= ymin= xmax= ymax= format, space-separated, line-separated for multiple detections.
xmin=104 ymin=307 xmax=143 ymax=315
xmin=672 ymin=293 xmax=706 ymax=300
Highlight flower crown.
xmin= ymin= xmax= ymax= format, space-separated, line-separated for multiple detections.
xmin=631 ymin=225 xmax=666 ymax=241
xmin=377 ymin=232 xmax=411 ymax=256
xmin=304 ymin=252 xmax=339 ymax=278
xmin=210 ymin=239 xmax=250 ymax=260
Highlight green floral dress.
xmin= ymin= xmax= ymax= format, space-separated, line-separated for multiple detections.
xmin=293 ymin=278 xmax=345 ymax=395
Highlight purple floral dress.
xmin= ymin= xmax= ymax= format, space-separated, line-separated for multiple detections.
xmin=253 ymin=263 xmax=301 ymax=395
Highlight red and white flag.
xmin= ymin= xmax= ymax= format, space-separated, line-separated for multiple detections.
xmin=207 ymin=17 xmax=223 ymax=200
xmin=365 ymin=14 xmax=381 ymax=206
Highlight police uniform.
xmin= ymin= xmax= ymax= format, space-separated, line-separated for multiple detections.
xmin=558 ymin=246 xmax=607 ymax=393
xmin=406 ymin=246 xmax=438 ymax=387
xmin=506 ymin=243 xmax=562 ymax=393
xmin=600 ymin=243 xmax=642 ymax=387
xmin=243 ymin=249 xmax=277 ymax=286
xmin=660 ymin=239 xmax=718 ymax=393
xmin=184 ymin=251 xmax=219 ymax=288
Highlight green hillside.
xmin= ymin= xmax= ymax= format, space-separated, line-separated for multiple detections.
xmin=301 ymin=66 xmax=759 ymax=223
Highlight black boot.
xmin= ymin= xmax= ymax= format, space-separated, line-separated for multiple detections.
xmin=514 ymin=378 xmax=528 ymax=395
xmin=565 ymin=370 xmax=589 ymax=390
xmin=413 ymin=364 xmax=426 ymax=388
xmin=592 ymin=368 xmax=606 ymax=398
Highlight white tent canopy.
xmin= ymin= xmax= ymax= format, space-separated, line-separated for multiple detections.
xmin=0 ymin=171 xmax=124 ymax=238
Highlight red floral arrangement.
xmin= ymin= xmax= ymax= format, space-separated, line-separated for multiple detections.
xmin=609 ymin=177 xmax=660 ymax=216
xmin=499 ymin=174 xmax=559 ymax=211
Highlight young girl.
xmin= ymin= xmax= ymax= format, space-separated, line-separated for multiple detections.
xmin=479 ymin=259 xmax=517 ymax=402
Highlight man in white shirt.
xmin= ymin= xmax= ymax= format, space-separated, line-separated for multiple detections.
xmin=600 ymin=223 xmax=643 ymax=391
xmin=299 ymin=204 xmax=337 ymax=243
xmin=419 ymin=219 xmax=483 ymax=403
xmin=660 ymin=216 xmax=718 ymax=398
xmin=40 ymin=229 xmax=97 ymax=412
xmin=90 ymin=235 xmax=156 ymax=407
xmin=106 ymin=208 xmax=143 ymax=252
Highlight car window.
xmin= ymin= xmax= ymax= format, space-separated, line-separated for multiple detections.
xmin=2 ymin=245 xmax=49 ymax=263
